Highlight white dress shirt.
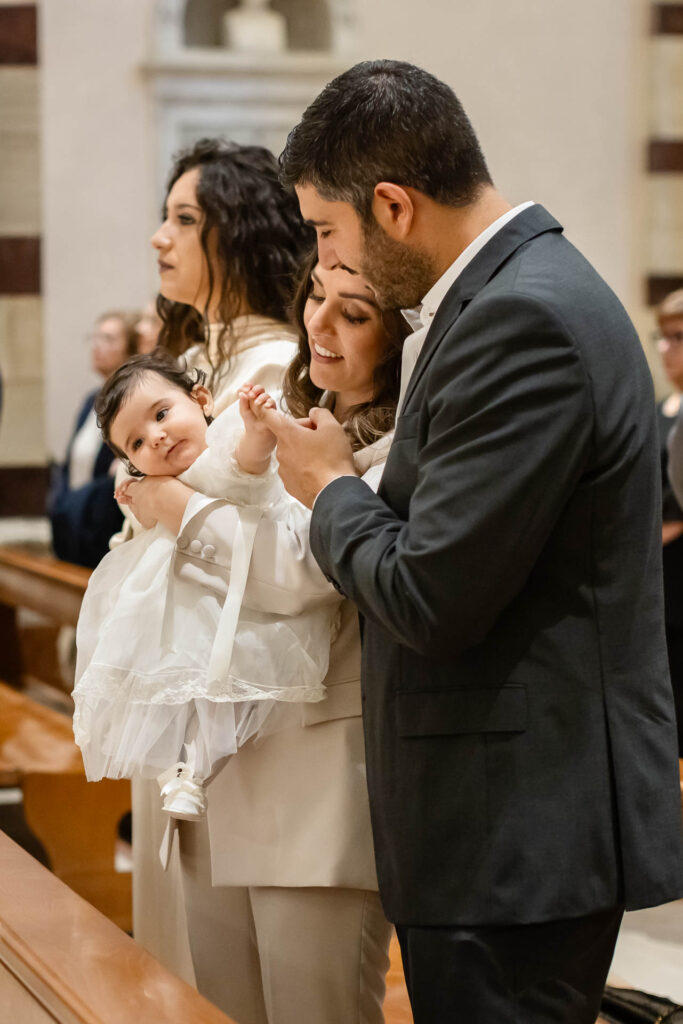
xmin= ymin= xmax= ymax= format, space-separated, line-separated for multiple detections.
xmin=69 ymin=406 xmax=103 ymax=490
xmin=396 ymin=201 xmax=535 ymax=414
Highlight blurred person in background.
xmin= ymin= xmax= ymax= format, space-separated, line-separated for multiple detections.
xmin=135 ymin=300 xmax=162 ymax=354
xmin=656 ymin=288 xmax=683 ymax=755
xmin=48 ymin=309 xmax=140 ymax=567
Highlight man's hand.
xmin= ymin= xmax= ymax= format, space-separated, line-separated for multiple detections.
xmin=262 ymin=406 xmax=358 ymax=508
xmin=116 ymin=476 xmax=194 ymax=533
xmin=663 ymin=521 xmax=683 ymax=546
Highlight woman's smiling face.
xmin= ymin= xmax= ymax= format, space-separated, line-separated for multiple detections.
xmin=303 ymin=264 xmax=389 ymax=413
xmin=109 ymin=371 xmax=213 ymax=477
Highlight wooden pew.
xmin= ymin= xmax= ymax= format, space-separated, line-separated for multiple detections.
xmin=0 ymin=546 xmax=132 ymax=930
xmin=0 ymin=832 xmax=236 ymax=1024
xmin=0 ymin=546 xmax=91 ymax=692
xmin=0 ymin=546 xmax=90 ymax=626
xmin=0 ymin=680 xmax=132 ymax=931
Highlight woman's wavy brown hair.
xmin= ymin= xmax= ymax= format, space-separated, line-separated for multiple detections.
xmin=282 ymin=250 xmax=410 ymax=451
xmin=157 ymin=139 xmax=313 ymax=390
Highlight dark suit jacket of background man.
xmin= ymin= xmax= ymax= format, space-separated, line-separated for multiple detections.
xmin=48 ymin=390 xmax=123 ymax=569
xmin=310 ymin=203 xmax=683 ymax=926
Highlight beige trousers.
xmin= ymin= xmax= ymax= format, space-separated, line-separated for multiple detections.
xmin=178 ymin=819 xmax=392 ymax=1024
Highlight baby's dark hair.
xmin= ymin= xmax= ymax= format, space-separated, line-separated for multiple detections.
xmin=95 ymin=350 xmax=208 ymax=476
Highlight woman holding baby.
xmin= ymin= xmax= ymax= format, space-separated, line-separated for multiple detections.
xmin=110 ymin=138 xmax=408 ymax=1024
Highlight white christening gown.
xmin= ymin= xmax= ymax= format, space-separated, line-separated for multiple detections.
xmin=72 ymin=404 xmax=331 ymax=791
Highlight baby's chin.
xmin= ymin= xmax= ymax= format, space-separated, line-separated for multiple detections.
xmin=175 ymin=456 xmax=196 ymax=475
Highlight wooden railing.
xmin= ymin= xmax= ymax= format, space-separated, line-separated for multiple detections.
xmin=0 ymin=546 xmax=91 ymax=689
xmin=0 ymin=832 xmax=236 ymax=1024
xmin=0 ymin=546 xmax=132 ymax=930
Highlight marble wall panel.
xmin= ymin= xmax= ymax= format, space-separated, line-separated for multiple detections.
xmin=648 ymin=177 xmax=683 ymax=272
xmin=650 ymin=38 xmax=683 ymax=136
xmin=0 ymin=67 xmax=40 ymax=235
xmin=0 ymin=297 xmax=43 ymax=380
xmin=0 ymin=377 xmax=46 ymax=465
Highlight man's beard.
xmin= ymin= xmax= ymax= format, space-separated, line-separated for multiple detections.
xmin=359 ymin=218 xmax=435 ymax=310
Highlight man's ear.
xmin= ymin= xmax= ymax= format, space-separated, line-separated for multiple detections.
xmin=192 ymin=384 xmax=214 ymax=417
xmin=371 ymin=183 xmax=415 ymax=240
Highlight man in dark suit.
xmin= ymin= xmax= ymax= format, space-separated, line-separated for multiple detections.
xmin=271 ymin=61 xmax=683 ymax=1022
xmin=48 ymin=390 xmax=124 ymax=568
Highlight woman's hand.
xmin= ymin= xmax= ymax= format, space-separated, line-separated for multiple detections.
xmin=116 ymin=476 xmax=194 ymax=534
xmin=236 ymin=383 xmax=279 ymax=474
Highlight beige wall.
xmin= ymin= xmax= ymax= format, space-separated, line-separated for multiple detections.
xmin=357 ymin=0 xmax=649 ymax=328
xmin=0 ymin=0 xmax=44 ymax=467
xmin=41 ymin=0 xmax=157 ymax=459
xmin=40 ymin=0 xmax=651 ymax=456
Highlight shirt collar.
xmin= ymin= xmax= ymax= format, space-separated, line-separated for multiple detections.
xmin=419 ymin=201 xmax=535 ymax=328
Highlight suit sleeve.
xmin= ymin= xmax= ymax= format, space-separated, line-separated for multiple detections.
xmin=309 ymin=292 xmax=593 ymax=659
xmin=667 ymin=406 xmax=683 ymax=510
xmin=49 ymin=394 xmax=123 ymax=567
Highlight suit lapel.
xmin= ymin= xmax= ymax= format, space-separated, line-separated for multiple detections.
xmin=400 ymin=205 xmax=564 ymax=413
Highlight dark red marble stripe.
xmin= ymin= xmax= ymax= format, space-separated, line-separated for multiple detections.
xmin=0 ymin=466 xmax=50 ymax=517
xmin=0 ymin=5 xmax=37 ymax=64
xmin=652 ymin=4 xmax=683 ymax=33
xmin=648 ymin=140 xmax=683 ymax=172
xmin=647 ymin=275 xmax=683 ymax=306
xmin=0 ymin=238 xmax=40 ymax=294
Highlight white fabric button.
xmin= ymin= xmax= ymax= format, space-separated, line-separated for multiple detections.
xmin=189 ymin=539 xmax=202 ymax=554
xmin=177 ymin=536 xmax=189 ymax=550
xmin=202 ymin=544 xmax=216 ymax=559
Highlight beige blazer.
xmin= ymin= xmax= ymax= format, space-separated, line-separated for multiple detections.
xmin=173 ymin=433 xmax=391 ymax=891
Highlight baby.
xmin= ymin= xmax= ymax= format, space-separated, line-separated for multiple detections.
xmin=73 ymin=351 xmax=333 ymax=820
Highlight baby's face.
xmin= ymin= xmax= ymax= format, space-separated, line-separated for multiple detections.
xmin=110 ymin=371 xmax=212 ymax=477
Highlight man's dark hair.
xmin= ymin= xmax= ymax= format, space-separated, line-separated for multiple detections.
xmin=94 ymin=350 xmax=207 ymax=476
xmin=279 ymin=60 xmax=493 ymax=220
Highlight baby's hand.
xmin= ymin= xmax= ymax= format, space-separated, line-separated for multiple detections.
xmin=115 ymin=476 xmax=192 ymax=533
xmin=238 ymin=384 xmax=277 ymax=432
xmin=236 ymin=384 xmax=278 ymax=475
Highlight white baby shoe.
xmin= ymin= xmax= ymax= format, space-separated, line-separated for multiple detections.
xmin=158 ymin=762 xmax=208 ymax=821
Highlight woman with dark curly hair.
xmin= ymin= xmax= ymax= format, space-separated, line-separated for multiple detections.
xmin=122 ymin=250 xmax=410 ymax=1023
xmin=124 ymin=138 xmax=313 ymax=983
xmin=152 ymin=137 xmax=311 ymax=404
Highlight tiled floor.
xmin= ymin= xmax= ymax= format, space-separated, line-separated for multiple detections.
xmin=609 ymin=900 xmax=683 ymax=1003
xmin=384 ymin=934 xmax=413 ymax=1023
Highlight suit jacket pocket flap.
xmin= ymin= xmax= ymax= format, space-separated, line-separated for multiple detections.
xmin=396 ymin=685 xmax=527 ymax=737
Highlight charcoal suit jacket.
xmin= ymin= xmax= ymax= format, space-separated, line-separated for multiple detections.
xmin=310 ymin=204 xmax=683 ymax=927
